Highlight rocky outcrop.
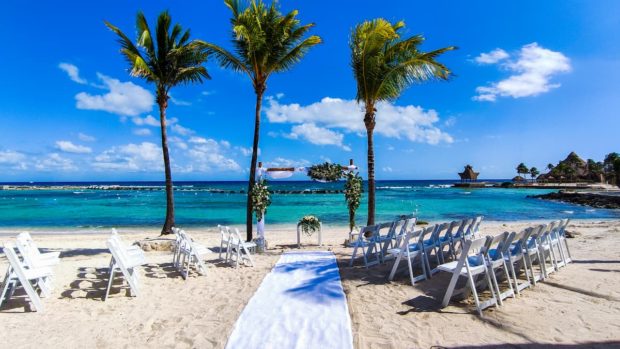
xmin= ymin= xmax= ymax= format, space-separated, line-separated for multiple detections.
xmin=529 ymin=191 xmax=620 ymax=209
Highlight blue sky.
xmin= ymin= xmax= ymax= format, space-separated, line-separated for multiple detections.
xmin=1 ymin=0 xmax=618 ymax=181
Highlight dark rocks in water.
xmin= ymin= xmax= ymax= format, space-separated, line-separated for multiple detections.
xmin=529 ymin=191 xmax=620 ymax=209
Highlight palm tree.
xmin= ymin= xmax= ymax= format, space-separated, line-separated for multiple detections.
xmin=516 ymin=163 xmax=529 ymax=179
xmin=350 ymin=19 xmax=455 ymax=225
xmin=105 ymin=11 xmax=210 ymax=234
xmin=200 ymin=0 xmax=321 ymax=241
xmin=529 ymin=167 xmax=539 ymax=183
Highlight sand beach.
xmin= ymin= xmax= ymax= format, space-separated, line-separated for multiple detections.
xmin=1 ymin=219 xmax=619 ymax=348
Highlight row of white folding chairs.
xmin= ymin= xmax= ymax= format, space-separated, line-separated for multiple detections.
xmin=385 ymin=217 xmax=483 ymax=284
xmin=1 ymin=232 xmax=60 ymax=312
xmin=218 ymin=225 xmax=256 ymax=268
xmin=171 ymin=227 xmax=210 ymax=279
xmin=438 ymin=219 xmax=572 ymax=316
xmin=348 ymin=214 xmax=418 ymax=268
xmin=104 ymin=229 xmax=146 ymax=300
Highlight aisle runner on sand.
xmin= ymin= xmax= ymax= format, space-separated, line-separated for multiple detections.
xmin=225 ymin=251 xmax=354 ymax=349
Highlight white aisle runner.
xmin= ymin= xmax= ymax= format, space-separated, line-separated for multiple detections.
xmin=225 ymin=251 xmax=354 ymax=349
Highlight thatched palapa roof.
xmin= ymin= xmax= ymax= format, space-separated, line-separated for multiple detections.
xmin=459 ymin=165 xmax=479 ymax=182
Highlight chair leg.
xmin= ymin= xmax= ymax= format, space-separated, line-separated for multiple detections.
xmin=388 ymin=252 xmax=402 ymax=281
xmin=104 ymin=268 xmax=115 ymax=301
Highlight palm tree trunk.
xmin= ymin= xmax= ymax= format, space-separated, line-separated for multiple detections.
xmin=158 ymin=94 xmax=175 ymax=235
xmin=246 ymin=88 xmax=264 ymax=242
xmin=365 ymin=107 xmax=376 ymax=226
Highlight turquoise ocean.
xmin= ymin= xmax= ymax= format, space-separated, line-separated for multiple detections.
xmin=0 ymin=180 xmax=618 ymax=230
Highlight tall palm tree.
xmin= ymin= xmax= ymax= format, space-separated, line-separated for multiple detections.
xmin=350 ymin=19 xmax=455 ymax=225
xmin=105 ymin=11 xmax=210 ymax=234
xmin=199 ymin=0 xmax=321 ymax=241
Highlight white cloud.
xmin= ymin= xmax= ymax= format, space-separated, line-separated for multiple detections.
xmin=169 ymin=94 xmax=191 ymax=106
xmin=201 ymin=90 xmax=215 ymax=96
xmin=132 ymin=115 xmax=160 ymax=127
xmin=93 ymin=142 xmax=162 ymax=171
xmin=286 ymin=123 xmax=351 ymax=151
xmin=0 ymin=150 xmax=28 ymax=170
xmin=236 ymin=146 xmax=260 ymax=157
xmin=171 ymin=123 xmax=194 ymax=136
xmin=133 ymin=128 xmax=152 ymax=136
xmin=382 ymin=166 xmax=393 ymax=173
xmin=474 ymin=49 xmax=509 ymax=64
xmin=265 ymin=157 xmax=310 ymax=168
xmin=35 ymin=153 xmax=77 ymax=171
xmin=474 ymin=43 xmax=571 ymax=101
xmin=55 ymin=140 xmax=92 ymax=154
xmin=265 ymin=97 xmax=453 ymax=145
xmin=186 ymin=138 xmax=241 ymax=172
xmin=75 ymin=73 xmax=154 ymax=116
xmin=59 ymin=63 xmax=87 ymax=84
xmin=78 ymin=132 xmax=96 ymax=142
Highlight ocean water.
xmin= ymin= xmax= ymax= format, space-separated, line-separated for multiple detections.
xmin=0 ymin=180 xmax=618 ymax=230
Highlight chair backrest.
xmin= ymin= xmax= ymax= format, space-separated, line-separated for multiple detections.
xmin=453 ymin=219 xmax=472 ymax=239
xmin=377 ymin=221 xmax=395 ymax=239
xmin=2 ymin=243 xmax=35 ymax=288
xmin=230 ymin=227 xmax=245 ymax=245
xmin=510 ymin=229 xmax=531 ymax=256
xmin=418 ymin=225 xmax=437 ymax=245
xmin=15 ymin=233 xmax=40 ymax=268
xmin=107 ymin=238 xmax=129 ymax=267
xmin=391 ymin=219 xmax=407 ymax=237
xmin=466 ymin=216 xmax=483 ymax=237
xmin=359 ymin=224 xmax=378 ymax=240
xmin=527 ymin=224 xmax=545 ymax=249
xmin=486 ymin=231 xmax=515 ymax=261
xmin=432 ymin=222 xmax=451 ymax=241
xmin=218 ymin=225 xmax=231 ymax=242
xmin=558 ymin=218 xmax=570 ymax=237
xmin=445 ymin=220 xmax=460 ymax=238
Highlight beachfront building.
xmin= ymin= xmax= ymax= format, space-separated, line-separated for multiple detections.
xmin=458 ymin=165 xmax=480 ymax=182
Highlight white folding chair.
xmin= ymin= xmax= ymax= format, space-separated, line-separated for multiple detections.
xmin=438 ymin=236 xmax=498 ymax=316
xmin=228 ymin=228 xmax=256 ymax=268
xmin=177 ymin=230 xmax=209 ymax=278
xmin=104 ymin=238 xmax=144 ymax=300
xmin=15 ymin=232 xmax=60 ymax=268
xmin=467 ymin=216 xmax=483 ymax=240
xmin=387 ymin=227 xmax=427 ymax=285
xmin=523 ymin=224 xmax=546 ymax=284
xmin=374 ymin=221 xmax=394 ymax=263
xmin=557 ymin=218 xmax=572 ymax=263
xmin=504 ymin=228 xmax=532 ymax=295
xmin=437 ymin=220 xmax=460 ymax=262
xmin=538 ymin=222 xmax=560 ymax=278
xmin=420 ymin=225 xmax=441 ymax=277
xmin=2 ymin=243 xmax=54 ymax=312
xmin=218 ymin=225 xmax=232 ymax=261
xmin=349 ymin=225 xmax=381 ymax=268
xmin=548 ymin=220 xmax=568 ymax=269
xmin=483 ymin=232 xmax=515 ymax=305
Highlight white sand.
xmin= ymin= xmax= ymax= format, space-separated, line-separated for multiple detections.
xmin=1 ymin=219 xmax=619 ymax=348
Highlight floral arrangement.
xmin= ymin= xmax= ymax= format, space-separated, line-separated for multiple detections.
xmin=298 ymin=215 xmax=321 ymax=236
xmin=251 ymin=179 xmax=271 ymax=222
xmin=307 ymin=162 xmax=344 ymax=182
xmin=344 ymin=171 xmax=363 ymax=231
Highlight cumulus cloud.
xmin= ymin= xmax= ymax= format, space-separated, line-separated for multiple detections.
xmin=0 ymin=150 xmax=28 ymax=170
xmin=236 ymin=146 xmax=260 ymax=157
xmin=75 ymin=73 xmax=154 ymax=116
xmin=265 ymin=157 xmax=310 ymax=168
xmin=35 ymin=153 xmax=77 ymax=171
xmin=93 ymin=142 xmax=162 ymax=171
xmin=132 ymin=115 xmax=160 ymax=127
xmin=133 ymin=128 xmax=152 ymax=136
xmin=169 ymin=94 xmax=191 ymax=106
xmin=171 ymin=124 xmax=194 ymax=136
xmin=78 ymin=133 xmax=96 ymax=142
xmin=285 ymin=123 xmax=351 ymax=151
xmin=55 ymin=141 xmax=92 ymax=154
xmin=185 ymin=138 xmax=241 ymax=172
xmin=59 ymin=63 xmax=87 ymax=84
xmin=265 ymin=97 xmax=453 ymax=145
xmin=474 ymin=43 xmax=571 ymax=102
xmin=474 ymin=49 xmax=509 ymax=64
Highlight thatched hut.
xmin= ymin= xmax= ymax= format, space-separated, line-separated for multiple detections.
xmin=512 ymin=175 xmax=526 ymax=182
xmin=458 ymin=165 xmax=479 ymax=182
